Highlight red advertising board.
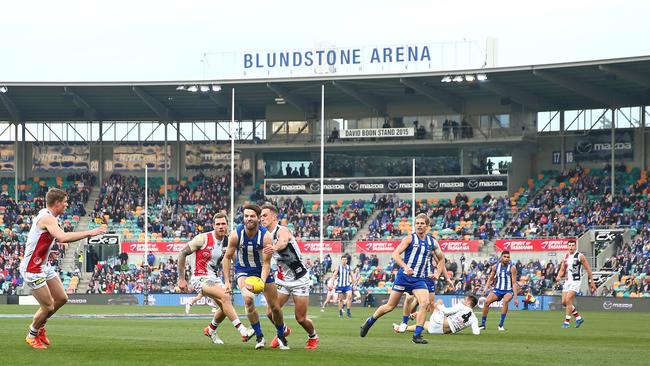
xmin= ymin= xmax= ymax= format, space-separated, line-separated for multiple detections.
xmin=121 ymin=242 xmax=187 ymax=253
xmin=494 ymin=238 xmax=575 ymax=252
xmin=298 ymin=241 xmax=342 ymax=254
xmin=355 ymin=240 xmax=401 ymax=253
xmin=438 ymin=240 xmax=480 ymax=252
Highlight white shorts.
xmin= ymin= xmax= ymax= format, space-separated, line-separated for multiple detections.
xmin=190 ymin=275 xmax=222 ymax=294
xmin=562 ymin=281 xmax=581 ymax=293
xmin=21 ymin=266 xmax=58 ymax=290
xmin=427 ymin=310 xmax=445 ymax=334
xmin=276 ymin=276 xmax=310 ymax=297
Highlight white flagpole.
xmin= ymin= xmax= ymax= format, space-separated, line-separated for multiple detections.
xmin=320 ymin=84 xmax=325 ymax=264
xmin=412 ymin=158 xmax=416 ymax=228
xmin=230 ymin=88 xmax=235 ymax=229
xmin=144 ymin=164 xmax=149 ymax=305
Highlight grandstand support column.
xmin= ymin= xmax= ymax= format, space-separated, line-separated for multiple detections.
xmin=642 ymin=107 xmax=646 ymax=170
xmin=21 ymin=123 xmax=26 ymax=182
xmin=560 ymin=111 xmax=566 ymax=172
xmin=99 ymin=121 xmax=103 ymax=185
xmin=611 ymin=109 xmax=616 ymax=196
xmin=176 ymin=121 xmax=181 ymax=182
xmin=14 ymin=123 xmax=18 ymax=201
xmin=164 ymin=123 xmax=168 ymax=204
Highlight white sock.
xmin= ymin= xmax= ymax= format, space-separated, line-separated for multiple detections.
xmin=27 ymin=326 xmax=39 ymax=339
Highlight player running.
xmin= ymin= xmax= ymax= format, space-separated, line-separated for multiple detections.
xmin=360 ymin=214 xmax=443 ymax=344
xmin=555 ymin=239 xmax=596 ymax=328
xmin=332 ymin=255 xmax=353 ymax=318
xmin=480 ymin=250 xmax=519 ymax=331
xmin=223 ymin=204 xmax=289 ymax=350
xmin=177 ymin=212 xmax=254 ymax=344
xmin=21 ymin=188 xmax=107 ymax=349
xmin=394 ymin=296 xmax=480 ymax=335
xmin=260 ymin=203 xmax=319 ymax=350
xmin=320 ymin=276 xmax=337 ymax=312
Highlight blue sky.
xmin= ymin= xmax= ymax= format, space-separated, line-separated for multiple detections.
xmin=1 ymin=0 xmax=649 ymax=81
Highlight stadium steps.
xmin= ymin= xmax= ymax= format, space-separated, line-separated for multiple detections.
xmin=234 ymin=182 xmax=256 ymax=208
xmin=351 ymin=208 xmax=384 ymax=242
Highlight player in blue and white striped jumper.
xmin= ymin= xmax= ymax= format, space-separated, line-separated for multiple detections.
xmin=332 ymin=256 xmax=353 ymax=318
xmin=360 ymin=214 xmax=443 ymax=344
xmin=480 ymin=250 xmax=519 ymax=331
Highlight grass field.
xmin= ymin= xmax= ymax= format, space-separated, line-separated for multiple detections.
xmin=0 ymin=305 xmax=648 ymax=366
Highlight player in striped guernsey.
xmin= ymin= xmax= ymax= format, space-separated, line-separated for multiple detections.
xmin=360 ymin=214 xmax=443 ymax=344
xmin=480 ymin=251 xmax=519 ymax=331
xmin=20 ymin=188 xmax=107 ymax=349
xmin=177 ymin=212 xmax=254 ymax=345
xmin=555 ymin=239 xmax=596 ymax=328
xmin=260 ymin=203 xmax=319 ymax=350
xmin=222 ymin=204 xmax=288 ymax=350
xmin=332 ymin=256 xmax=353 ymax=318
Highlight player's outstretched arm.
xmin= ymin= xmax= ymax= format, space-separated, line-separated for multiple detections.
xmin=393 ymin=235 xmax=413 ymax=275
xmin=260 ymin=232 xmax=273 ymax=283
xmin=177 ymin=234 xmax=203 ymax=291
xmin=41 ymin=215 xmax=106 ymax=243
xmin=222 ymin=231 xmax=238 ymax=293
xmin=580 ymin=253 xmax=597 ymax=293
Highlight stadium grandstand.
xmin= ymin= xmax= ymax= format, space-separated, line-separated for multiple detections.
xmin=1 ymin=55 xmax=650 ymax=302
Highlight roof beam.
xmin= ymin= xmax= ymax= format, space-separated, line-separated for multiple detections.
xmin=208 ymin=90 xmax=253 ymax=120
xmin=132 ymin=86 xmax=177 ymax=121
xmin=399 ymin=78 xmax=463 ymax=113
xmin=63 ymin=87 xmax=99 ymax=120
xmin=0 ymin=93 xmax=24 ymax=123
xmin=598 ymin=65 xmax=650 ymax=89
xmin=533 ymin=70 xmax=632 ymax=107
xmin=479 ymin=80 xmax=552 ymax=111
xmin=331 ymin=81 xmax=386 ymax=115
xmin=266 ymin=83 xmax=313 ymax=115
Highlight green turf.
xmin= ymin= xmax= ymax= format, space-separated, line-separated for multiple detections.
xmin=0 ymin=305 xmax=648 ymax=365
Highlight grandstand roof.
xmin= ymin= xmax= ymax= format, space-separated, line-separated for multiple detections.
xmin=1 ymin=55 xmax=650 ymax=122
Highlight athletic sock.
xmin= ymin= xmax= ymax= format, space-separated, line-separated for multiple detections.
xmin=276 ymin=323 xmax=286 ymax=338
xmin=414 ymin=325 xmax=424 ymax=337
xmin=210 ymin=319 xmax=220 ymax=331
xmin=251 ymin=321 xmax=263 ymax=337
xmin=564 ymin=315 xmax=571 ymax=325
xmin=308 ymin=333 xmax=318 ymax=339
xmin=571 ymin=306 xmax=581 ymax=320
xmin=481 ymin=315 xmax=487 ymax=326
xmin=499 ymin=313 xmax=507 ymax=327
xmin=27 ymin=326 xmax=38 ymax=339
xmin=402 ymin=315 xmax=410 ymax=324
xmin=339 ymin=309 xmax=343 ymax=317
xmin=347 ymin=308 xmax=351 ymax=317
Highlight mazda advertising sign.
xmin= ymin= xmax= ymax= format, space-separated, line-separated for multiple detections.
xmin=574 ymin=130 xmax=634 ymax=162
xmin=264 ymin=175 xmax=507 ymax=195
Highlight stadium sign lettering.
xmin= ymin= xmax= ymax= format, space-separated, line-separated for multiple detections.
xmin=244 ymin=46 xmax=431 ymax=69
xmin=495 ymin=238 xmax=574 ymax=252
xmin=265 ymin=175 xmax=507 ymax=195
xmin=340 ymin=128 xmax=414 ymax=139
xmin=438 ymin=240 xmax=480 ymax=252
